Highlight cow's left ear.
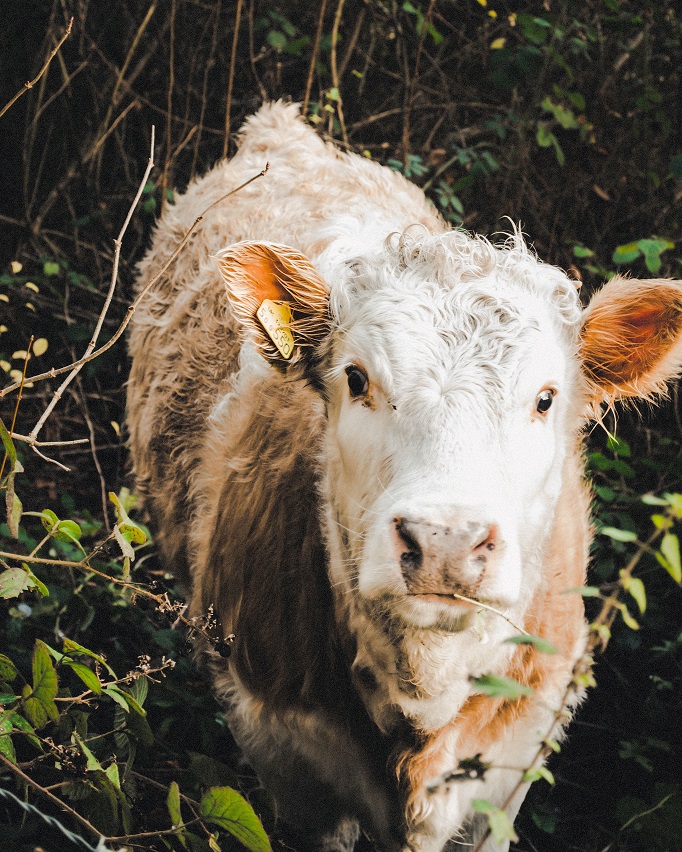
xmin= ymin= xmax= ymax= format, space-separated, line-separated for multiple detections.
xmin=215 ymin=241 xmax=330 ymax=368
xmin=581 ymin=275 xmax=682 ymax=406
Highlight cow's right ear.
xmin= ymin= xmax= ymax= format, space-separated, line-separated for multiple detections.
xmin=215 ymin=241 xmax=330 ymax=368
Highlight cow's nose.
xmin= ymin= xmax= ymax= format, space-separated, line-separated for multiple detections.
xmin=392 ymin=514 xmax=500 ymax=595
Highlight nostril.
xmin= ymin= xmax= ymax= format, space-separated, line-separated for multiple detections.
xmin=471 ymin=525 xmax=498 ymax=561
xmin=394 ymin=517 xmax=423 ymax=574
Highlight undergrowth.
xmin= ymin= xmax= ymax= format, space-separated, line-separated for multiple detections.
xmin=1 ymin=2 xmax=681 ymax=850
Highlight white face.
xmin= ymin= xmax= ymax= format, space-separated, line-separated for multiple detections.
xmin=322 ymin=276 xmax=580 ymax=633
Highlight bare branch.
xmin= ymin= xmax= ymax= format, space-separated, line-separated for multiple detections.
xmin=1 ymin=164 xmax=269 ymax=400
xmin=0 ymin=18 xmax=73 ymax=120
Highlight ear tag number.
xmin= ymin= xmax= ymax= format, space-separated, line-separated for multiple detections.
xmin=257 ymin=299 xmax=295 ymax=360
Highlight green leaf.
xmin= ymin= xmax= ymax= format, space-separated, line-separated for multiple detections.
xmin=73 ymin=731 xmax=102 ymax=772
xmin=23 ymin=640 xmax=59 ymax=728
xmin=618 ymin=603 xmax=639 ymax=631
xmin=200 ymin=787 xmax=272 ymax=852
xmin=659 ymin=533 xmax=681 ymax=583
xmin=168 ymin=780 xmax=183 ymax=827
xmin=564 ymin=585 xmax=601 ymax=597
xmin=607 ymin=435 xmax=631 ymax=457
xmin=0 ymin=566 xmax=33 ymax=599
xmin=0 ymin=656 xmax=19 ymax=681
xmin=43 ymin=261 xmax=61 ymax=276
xmin=600 ymin=526 xmax=638 ymax=542
xmin=7 ymin=492 xmax=22 ymax=539
xmin=642 ymin=494 xmax=670 ymax=506
xmin=472 ymin=799 xmax=519 ymax=844
xmin=9 ymin=711 xmax=41 ymax=751
xmin=469 ymin=674 xmax=533 ymax=699
xmin=523 ymin=765 xmax=555 ymax=784
xmin=573 ymin=244 xmax=594 ymax=258
xmin=103 ymin=684 xmax=130 ymax=712
xmin=612 ymin=243 xmax=641 ymax=265
xmin=167 ymin=780 xmax=188 ymax=848
xmin=620 ymin=572 xmax=646 ymax=614
xmin=0 ymin=713 xmax=17 ymax=763
xmin=109 ymin=491 xmax=147 ymax=544
xmin=63 ymin=638 xmax=116 ymax=677
xmin=595 ymin=485 xmax=616 ymax=502
xmin=504 ymin=634 xmax=557 ymax=654
xmin=64 ymin=661 xmax=102 ymax=695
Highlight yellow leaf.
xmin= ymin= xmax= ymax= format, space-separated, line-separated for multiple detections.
xmin=476 ymin=0 xmax=487 ymax=5
xmin=0 ymin=325 xmax=7 ymax=333
xmin=11 ymin=261 xmax=22 ymax=274
xmin=25 ymin=302 xmax=36 ymax=311
xmin=110 ymin=421 xmax=121 ymax=436
xmin=0 ymin=360 xmax=10 ymax=372
xmin=11 ymin=351 xmax=28 ymax=360
xmin=32 ymin=338 xmax=48 ymax=357
xmin=0 ymin=294 xmax=8 ymax=303
xmin=488 ymin=10 xmax=497 ymax=18
xmin=25 ymin=282 xmax=39 ymax=293
xmin=491 ymin=37 xmax=506 ymax=49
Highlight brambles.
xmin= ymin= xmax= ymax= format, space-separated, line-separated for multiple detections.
xmin=2 ymin=1 xmax=682 ymax=849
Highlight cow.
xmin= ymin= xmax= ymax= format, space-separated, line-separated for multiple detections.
xmin=126 ymin=101 xmax=682 ymax=851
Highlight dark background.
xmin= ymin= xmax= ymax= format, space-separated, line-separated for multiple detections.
xmin=1 ymin=2 xmax=681 ymax=850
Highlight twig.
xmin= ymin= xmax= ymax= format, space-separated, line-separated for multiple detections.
xmin=247 ymin=0 xmax=268 ymax=102
xmin=0 ymin=340 xmax=32 ymax=480
xmin=0 ymin=752 xmax=102 ymax=841
xmin=470 ymin=529 xmax=663 ymax=852
xmin=330 ymin=0 xmax=348 ymax=145
xmin=161 ymin=0 xmax=176 ymax=216
xmin=402 ymin=0 xmax=436 ymax=159
xmin=223 ymin=0 xmax=244 ymax=158
xmin=192 ymin=0 xmax=222 ymax=176
xmin=11 ymin=434 xmax=89 ymax=448
xmin=83 ymin=98 xmax=140 ymax=163
xmin=75 ymin=379 xmax=111 ymax=533
xmin=20 ymin=127 xmax=156 ymax=461
xmin=0 ymin=18 xmax=73 ymax=119
xmin=1 ymin=164 xmax=269 ymax=400
xmin=303 ymin=0 xmax=329 ymax=116
xmin=450 ymin=592 xmax=529 ymax=636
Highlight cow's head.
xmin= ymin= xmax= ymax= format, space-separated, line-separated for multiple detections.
xmin=217 ymin=233 xmax=682 ymax=638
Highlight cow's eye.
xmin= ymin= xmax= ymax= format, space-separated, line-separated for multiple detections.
xmin=345 ymin=365 xmax=369 ymax=398
xmin=536 ymin=389 xmax=555 ymax=414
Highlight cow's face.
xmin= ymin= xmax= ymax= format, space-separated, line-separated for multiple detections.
xmin=217 ymin=235 xmax=682 ymax=636
xmin=320 ymin=236 xmax=583 ymax=631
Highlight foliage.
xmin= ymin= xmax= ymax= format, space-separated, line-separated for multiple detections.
xmin=1 ymin=1 xmax=681 ymax=850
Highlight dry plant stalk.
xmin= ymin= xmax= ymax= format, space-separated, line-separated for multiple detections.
xmin=2 ymin=161 xmax=269 ymax=465
xmin=0 ymin=18 xmax=73 ymax=120
xmin=468 ymin=528 xmax=663 ymax=852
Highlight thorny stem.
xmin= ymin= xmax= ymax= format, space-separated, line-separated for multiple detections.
xmin=469 ymin=528 xmax=663 ymax=852
xmin=0 ymin=163 xmax=268 ymax=402
xmin=0 ymin=19 xmax=73 ymax=120
xmin=0 ymin=547 xmax=218 ymax=643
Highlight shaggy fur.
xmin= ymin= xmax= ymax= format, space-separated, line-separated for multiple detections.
xmin=127 ymin=101 xmax=682 ymax=852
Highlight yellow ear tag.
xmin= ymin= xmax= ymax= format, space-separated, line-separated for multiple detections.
xmin=257 ymin=299 xmax=295 ymax=360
